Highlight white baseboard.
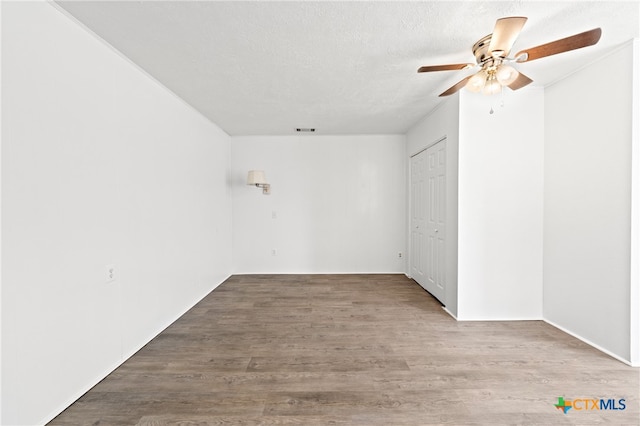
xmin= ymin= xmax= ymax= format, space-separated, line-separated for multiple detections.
xmin=38 ymin=275 xmax=231 ymax=425
xmin=442 ymin=306 xmax=457 ymax=319
xmin=455 ymin=316 xmax=543 ymax=321
xmin=544 ymin=318 xmax=637 ymax=367
xmin=119 ymin=277 xmax=228 ymax=362
xmin=232 ymin=271 xmax=408 ymax=275
xmin=38 ymin=356 xmax=128 ymax=425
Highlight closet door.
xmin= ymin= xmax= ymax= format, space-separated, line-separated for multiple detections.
xmin=411 ymin=139 xmax=446 ymax=303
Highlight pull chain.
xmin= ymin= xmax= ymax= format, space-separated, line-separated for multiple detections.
xmin=489 ymin=87 xmax=506 ymax=114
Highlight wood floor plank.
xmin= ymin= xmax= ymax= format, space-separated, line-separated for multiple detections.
xmin=49 ymin=274 xmax=640 ymax=425
xmin=247 ymin=356 xmax=411 ymax=373
xmin=261 ymin=390 xmax=472 ymax=417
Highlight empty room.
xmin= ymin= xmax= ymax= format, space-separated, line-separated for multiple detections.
xmin=1 ymin=1 xmax=639 ymax=425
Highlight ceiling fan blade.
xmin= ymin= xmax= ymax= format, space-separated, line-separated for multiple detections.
xmin=507 ymin=72 xmax=533 ymax=90
xmin=439 ymin=76 xmax=472 ymax=97
xmin=515 ymin=28 xmax=602 ymax=62
xmin=418 ymin=64 xmax=473 ymax=73
xmin=488 ymin=16 xmax=527 ymax=57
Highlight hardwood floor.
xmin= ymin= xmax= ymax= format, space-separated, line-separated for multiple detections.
xmin=50 ymin=274 xmax=639 ymax=425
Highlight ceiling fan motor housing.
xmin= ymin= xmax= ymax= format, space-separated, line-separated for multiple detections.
xmin=472 ymin=34 xmax=495 ymax=64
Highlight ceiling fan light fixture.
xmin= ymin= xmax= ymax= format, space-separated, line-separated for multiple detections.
xmin=482 ymin=78 xmax=502 ymax=95
xmin=417 ymin=17 xmax=603 ymax=98
xmin=466 ymin=71 xmax=486 ymax=93
xmin=496 ymin=64 xmax=519 ymax=85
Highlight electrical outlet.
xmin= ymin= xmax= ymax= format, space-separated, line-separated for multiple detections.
xmin=106 ymin=264 xmax=117 ymax=283
xmin=272 ymin=211 xmax=277 ymax=219
xmin=271 ymin=249 xmax=277 ymax=256
xmin=398 ymin=252 xmax=403 ymax=258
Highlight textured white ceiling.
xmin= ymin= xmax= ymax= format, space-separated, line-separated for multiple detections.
xmin=55 ymin=1 xmax=639 ymax=136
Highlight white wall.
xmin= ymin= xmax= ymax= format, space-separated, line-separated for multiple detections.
xmin=0 ymin=2 xmax=3 ymax=422
xmin=406 ymin=96 xmax=459 ymax=316
xmin=632 ymin=38 xmax=640 ymax=367
xmin=407 ymin=90 xmax=543 ymax=321
xmin=232 ymin=135 xmax=406 ymax=274
xmin=543 ymin=42 xmax=635 ymax=362
xmin=457 ymin=88 xmax=544 ymax=320
xmin=1 ymin=2 xmax=233 ymax=424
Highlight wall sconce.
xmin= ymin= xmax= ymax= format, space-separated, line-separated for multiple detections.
xmin=247 ymin=170 xmax=271 ymax=195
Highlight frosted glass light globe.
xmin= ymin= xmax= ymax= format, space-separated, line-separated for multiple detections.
xmin=482 ymin=78 xmax=501 ymax=95
xmin=496 ymin=64 xmax=519 ymax=86
xmin=465 ymin=71 xmax=486 ymax=93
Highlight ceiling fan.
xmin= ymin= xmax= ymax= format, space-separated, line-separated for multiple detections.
xmin=418 ymin=17 xmax=602 ymax=97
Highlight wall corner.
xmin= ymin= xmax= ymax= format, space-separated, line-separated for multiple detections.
xmin=630 ymin=37 xmax=640 ymax=366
